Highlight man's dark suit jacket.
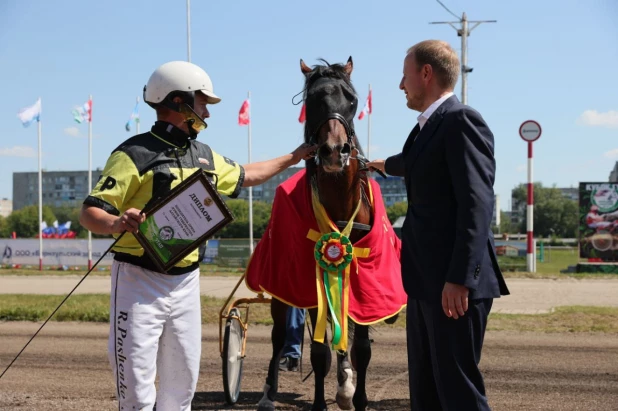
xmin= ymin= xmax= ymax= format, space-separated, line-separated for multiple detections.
xmin=385 ymin=95 xmax=509 ymax=301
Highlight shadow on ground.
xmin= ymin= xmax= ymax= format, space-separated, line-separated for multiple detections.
xmin=192 ymin=391 xmax=411 ymax=410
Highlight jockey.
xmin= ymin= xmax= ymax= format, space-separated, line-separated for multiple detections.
xmin=79 ymin=61 xmax=316 ymax=411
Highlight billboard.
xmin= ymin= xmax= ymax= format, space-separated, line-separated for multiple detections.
xmin=0 ymin=239 xmax=115 ymax=267
xmin=579 ymin=182 xmax=618 ymax=261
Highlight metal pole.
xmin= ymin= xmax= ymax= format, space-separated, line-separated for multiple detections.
xmin=366 ymin=84 xmax=371 ymax=159
xmin=248 ymin=91 xmax=253 ymax=254
xmin=527 ymin=141 xmax=535 ymax=272
xmin=136 ymin=96 xmax=140 ymax=135
xmin=88 ymin=95 xmax=93 ymax=270
xmin=187 ymin=0 xmax=191 ymax=62
xmin=37 ymin=105 xmax=43 ymax=271
xmin=461 ymin=13 xmax=468 ymax=105
xmin=429 ymin=12 xmax=496 ymax=106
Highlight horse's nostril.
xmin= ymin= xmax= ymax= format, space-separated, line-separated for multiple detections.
xmin=318 ymin=145 xmax=332 ymax=158
xmin=341 ymin=143 xmax=351 ymax=155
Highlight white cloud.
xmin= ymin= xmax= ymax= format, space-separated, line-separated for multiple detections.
xmin=603 ymin=148 xmax=618 ymax=159
xmin=0 ymin=146 xmax=36 ymax=158
xmin=516 ymin=164 xmax=526 ymax=172
xmin=64 ymin=127 xmax=81 ymax=137
xmin=577 ymin=110 xmax=618 ymax=128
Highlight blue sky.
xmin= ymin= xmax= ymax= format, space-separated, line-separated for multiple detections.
xmin=1 ymin=0 xmax=617 ymax=211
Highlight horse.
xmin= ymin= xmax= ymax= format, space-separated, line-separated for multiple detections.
xmin=250 ymin=57 xmax=405 ymax=411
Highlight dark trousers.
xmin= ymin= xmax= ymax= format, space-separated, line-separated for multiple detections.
xmin=406 ymin=297 xmax=493 ymax=411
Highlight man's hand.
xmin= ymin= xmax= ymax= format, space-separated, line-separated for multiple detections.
xmin=290 ymin=143 xmax=318 ymax=164
xmin=366 ymin=159 xmax=386 ymax=173
xmin=442 ymin=282 xmax=469 ymax=319
xmin=112 ymin=208 xmax=146 ymax=234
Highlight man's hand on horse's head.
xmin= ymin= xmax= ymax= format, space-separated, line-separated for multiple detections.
xmin=367 ymin=159 xmax=386 ymax=173
xmin=292 ymin=143 xmax=318 ymax=163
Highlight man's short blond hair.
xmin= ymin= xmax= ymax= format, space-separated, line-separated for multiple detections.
xmin=407 ymin=40 xmax=460 ymax=90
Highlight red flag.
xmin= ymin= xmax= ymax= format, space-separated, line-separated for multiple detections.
xmin=238 ymin=99 xmax=250 ymax=126
xmin=298 ymin=103 xmax=306 ymax=123
xmin=358 ymin=90 xmax=372 ymax=120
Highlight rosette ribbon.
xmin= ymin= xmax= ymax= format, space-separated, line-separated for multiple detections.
xmin=307 ymin=187 xmax=369 ymax=352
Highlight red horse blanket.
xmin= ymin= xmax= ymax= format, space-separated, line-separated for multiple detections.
xmin=245 ymin=169 xmax=407 ymax=330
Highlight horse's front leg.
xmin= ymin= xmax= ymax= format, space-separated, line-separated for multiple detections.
xmin=308 ymin=308 xmax=331 ymax=411
xmin=351 ymin=324 xmax=371 ymax=411
xmin=258 ymin=298 xmax=288 ymax=411
xmin=335 ymin=350 xmax=355 ymax=410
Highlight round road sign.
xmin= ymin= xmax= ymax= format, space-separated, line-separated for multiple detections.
xmin=519 ymin=120 xmax=542 ymax=142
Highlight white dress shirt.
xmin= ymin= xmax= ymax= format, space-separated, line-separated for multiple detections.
xmin=417 ymin=92 xmax=454 ymax=130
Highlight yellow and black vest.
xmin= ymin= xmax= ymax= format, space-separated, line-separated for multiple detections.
xmin=84 ymin=121 xmax=244 ymax=274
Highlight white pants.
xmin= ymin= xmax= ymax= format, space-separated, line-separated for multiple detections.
xmin=108 ymin=260 xmax=201 ymax=411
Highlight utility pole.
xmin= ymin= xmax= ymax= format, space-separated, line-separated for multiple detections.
xmin=430 ymin=8 xmax=496 ymax=105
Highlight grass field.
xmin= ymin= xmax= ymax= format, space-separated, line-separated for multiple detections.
xmin=1 ymin=294 xmax=617 ymax=333
xmin=2 ymin=248 xmax=615 ymax=279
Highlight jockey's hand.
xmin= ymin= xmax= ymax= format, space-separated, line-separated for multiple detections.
xmin=112 ymin=208 xmax=146 ymax=234
xmin=442 ymin=282 xmax=469 ymax=320
xmin=291 ymin=143 xmax=318 ymax=164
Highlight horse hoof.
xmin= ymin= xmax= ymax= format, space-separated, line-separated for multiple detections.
xmin=336 ymin=367 xmax=355 ymax=410
xmin=310 ymin=404 xmax=327 ymax=411
xmin=353 ymin=393 xmax=369 ymax=411
xmin=258 ymin=383 xmax=276 ymax=411
xmin=257 ymin=399 xmax=276 ymax=411
xmin=336 ymin=392 xmax=353 ymax=410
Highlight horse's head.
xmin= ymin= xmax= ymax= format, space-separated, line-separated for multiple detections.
xmin=301 ymin=57 xmax=359 ymax=173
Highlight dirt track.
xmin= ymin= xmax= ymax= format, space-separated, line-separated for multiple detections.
xmin=0 ymin=322 xmax=616 ymax=410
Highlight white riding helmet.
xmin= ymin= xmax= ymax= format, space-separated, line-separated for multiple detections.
xmin=144 ymin=61 xmax=221 ymax=108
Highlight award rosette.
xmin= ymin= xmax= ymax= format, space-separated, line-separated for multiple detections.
xmin=314 ymin=232 xmax=354 ymax=349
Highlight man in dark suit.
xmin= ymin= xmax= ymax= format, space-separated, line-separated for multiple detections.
xmin=369 ymin=40 xmax=509 ymax=410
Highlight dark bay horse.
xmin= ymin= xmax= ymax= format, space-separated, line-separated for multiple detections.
xmin=258 ymin=57 xmax=384 ymax=411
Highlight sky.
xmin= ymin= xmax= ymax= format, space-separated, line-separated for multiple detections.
xmin=1 ymin=0 xmax=617 ymax=212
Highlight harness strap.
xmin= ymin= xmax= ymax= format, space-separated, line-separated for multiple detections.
xmin=335 ymin=221 xmax=371 ymax=231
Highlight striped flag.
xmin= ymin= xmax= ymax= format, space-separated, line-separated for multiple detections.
xmin=72 ymin=98 xmax=92 ymax=123
xmin=17 ymin=98 xmax=42 ymax=127
xmin=358 ymin=90 xmax=372 ymax=120
xmin=125 ymin=97 xmax=140 ymax=132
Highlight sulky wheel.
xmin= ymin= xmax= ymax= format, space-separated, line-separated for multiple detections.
xmin=222 ymin=307 xmax=245 ymax=405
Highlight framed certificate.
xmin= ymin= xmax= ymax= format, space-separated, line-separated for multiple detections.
xmin=134 ymin=169 xmax=234 ymax=272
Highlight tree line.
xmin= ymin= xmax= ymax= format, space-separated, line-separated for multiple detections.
xmin=0 ymin=183 xmax=579 ymax=239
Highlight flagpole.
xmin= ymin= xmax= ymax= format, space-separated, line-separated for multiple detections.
xmin=136 ymin=97 xmax=140 ymax=135
xmin=37 ymin=99 xmax=43 ymax=271
xmin=247 ymin=91 xmax=253 ymax=254
xmin=88 ymin=95 xmax=93 ymax=270
xmin=367 ymin=84 xmax=372 ymax=159
xmin=186 ymin=0 xmax=191 ymax=62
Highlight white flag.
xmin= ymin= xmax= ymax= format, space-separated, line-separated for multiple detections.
xmin=17 ymin=98 xmax=41 ymax=127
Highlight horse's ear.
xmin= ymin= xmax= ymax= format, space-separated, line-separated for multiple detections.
xmin=344 ymin=56 xmax=353 ymax=76
xmin=300 ymin=59 xmax=312 ymax=75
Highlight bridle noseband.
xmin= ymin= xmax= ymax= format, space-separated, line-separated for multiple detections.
xmin=308 ymin=112 xmax=356 ymax=151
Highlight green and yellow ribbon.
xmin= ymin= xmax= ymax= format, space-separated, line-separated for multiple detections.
xmin=306 ymin=186 xmax=371 ymax=352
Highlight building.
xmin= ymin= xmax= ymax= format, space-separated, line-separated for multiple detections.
xmin=236 ymin=168 xmax=410 ymax=207
xmin=0 ymin=198 xmax=12 ymax=217
xmin=13 ymin=170 xmax=102 ymax=210
xmin=236 ymin=167 xmax=304 ymax=203
xmin=492 ymin=195 xmax=500 ymax=228
xmin=372 ymin=174 xmax=407 ymax=207
xmin=610 ymin=161 xmax=618 ymax=182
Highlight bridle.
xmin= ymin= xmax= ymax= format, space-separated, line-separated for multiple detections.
xmin=307 ymin=112 xmax=377 ymax=176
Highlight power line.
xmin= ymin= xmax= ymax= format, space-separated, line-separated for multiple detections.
xmin=435 ymin=0 xmax=460 ymax=20
xmin=429 ymin=7 xmax=496 ymax=105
